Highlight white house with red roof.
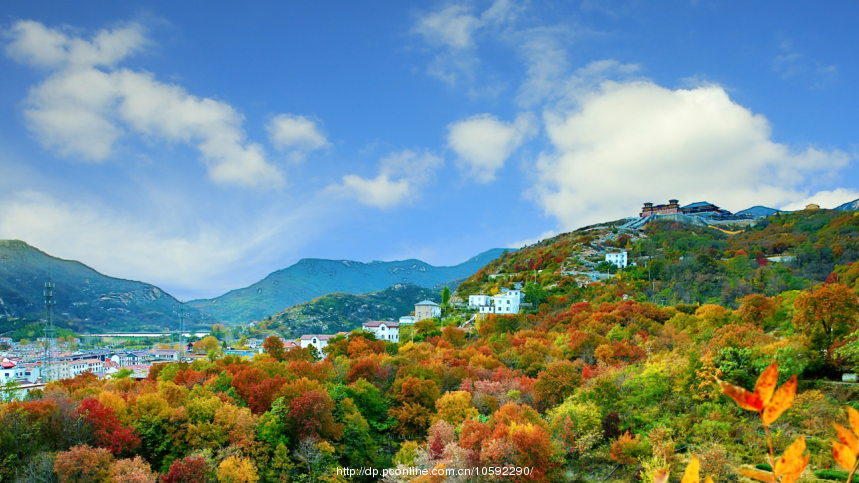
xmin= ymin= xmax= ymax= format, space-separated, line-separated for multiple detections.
xmin=300 ymin=334 xmax=336 ymax=352
xmin=362 ymin=321 xmax=399 ymax=343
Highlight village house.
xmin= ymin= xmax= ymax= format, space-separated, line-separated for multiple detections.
xmin=398 ymin=316 xmax=415 ymax=325
xmin=300 ymin=334 xmax=336 ymax=353
xmin=605 ymin=251 xmax=628 ymax=269
xmin=468 ymin=294 xmax=491 ymax=309
xmin=415 ymin=300 xmax=441 ymax=321
xmin=362 ymin=321 xmax=399 ymax=342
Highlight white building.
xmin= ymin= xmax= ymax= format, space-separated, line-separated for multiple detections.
xmin=399 ymin=316 xmax=416 ymax=325
xmin=362 ymin=321 xmax=400 ymax=342
xmin=300 ymin=334 xmax=336 ymax=353
xmin=491 ymin=293 xmax=521 ymax=314
xmin=415 ymin=300 xmax=441 ymax=321
xmin=605 ymin=251 xmax=628 ymax=269
xmin=468 ymin=294 xmax=491 ymax=309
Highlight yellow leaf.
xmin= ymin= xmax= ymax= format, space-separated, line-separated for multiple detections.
xmin=833 ymin=423 xmax=859 ymax=454
xmin=848 ymin=406 xmax=859 ymax=438
xmin=754 ymin=362 xmax=779 ymax=405
xmin=653 ymin=468 xmax=669 ymax=483
xmin=833 ymin=441 xmax=857 ymax=471
xmin=738 ymin=468 xmax=775 ymax=482
xmin=774 ymin=436 xmax=806 ymax=477
xmin=681 ymin=456 xmax=699 ymax=483
xmin=718 ymin=379 xmax=764 ymax=411
xmin=779 ymin=456 xmax=808 ymax=483
xmin=762 ymin=375 xmax=796 ymax=426
xmin=704 ymin=478 xmax=714 ymax=483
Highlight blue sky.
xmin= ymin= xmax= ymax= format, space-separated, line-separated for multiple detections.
xmin=1 ymin=1 xmax=857 ymax=300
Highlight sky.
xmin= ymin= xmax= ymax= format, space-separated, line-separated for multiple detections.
xmin=1 ymin=1 xmax=858 ymax=300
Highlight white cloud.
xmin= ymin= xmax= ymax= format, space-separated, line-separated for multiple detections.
xmin=413 ymin=5 xmax=481 ymax=49
xmin=780 ymin=188 xmax=859 ymax=211
xmin=412 ymin=0 xmax=520 ymax=84
xmin=267 ymin=114 xmax=329 ymax=162
xmin=447 ymin=112 xmax=536 ymax=181
xmin=0 ymin=190 xmax=330 ymax=299
xmin=532 ymin=80 xmax=853 ymax=230
xmin=5 ymin=20 xmax=283 ymax=189
xmin=326 ymin=149 xmax=443 ymax=208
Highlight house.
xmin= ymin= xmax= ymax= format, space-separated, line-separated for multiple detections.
xmin=399 ymin=316 xmax=416 ymax=325
xmin=150 ymin=349 xmax=179 ymax=361
xmin=605 ymin=251 xmax=628 ymax=269
xmin=415 ymin=300 xmax=441 ymax=321
xmin=468 ymin=294 xmax=491 ymax=309
xmin=362 ymin=321 xmax=400 ymax=343
xmin=640 ymin=199 xmax=731 ymax=218
xmin=491 ymin=293 xmax=521 ymax=315
xmin=0 ymin=337 xmax=14 ymax=346
xmin=300 ymin=334 xmax=336 ymax=353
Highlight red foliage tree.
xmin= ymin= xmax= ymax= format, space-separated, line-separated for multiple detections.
xmin=76 ymin=398 xmax=140 ymax=455
xmin=160 ymin=456 xmax=209 ymax=483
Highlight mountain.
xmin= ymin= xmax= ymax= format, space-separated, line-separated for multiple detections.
xmin=456 ymin=208 xmax=859 ymax=309
xmin=835 ymin=198 xmax=859 ymax=211
xmin=736 ymin=205 xmax=780 ymax=218
xmin=0 ymin=240 xmax=213 ymax=334
xmin=189 ymin=248 xmax=508 ymax=324
xmin=263 ymin=283 xmax=439 ymax=337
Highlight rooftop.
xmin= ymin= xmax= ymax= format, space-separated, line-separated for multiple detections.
xmin=416 ymin=300 xmax=439 ymax=306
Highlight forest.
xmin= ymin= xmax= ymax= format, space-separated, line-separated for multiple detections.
xmin=2 ymin=210 xmax=859 ymax=483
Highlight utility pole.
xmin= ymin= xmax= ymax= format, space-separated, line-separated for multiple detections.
xmin=43 ymin=277 xmax=56 ymax=382
xmin=178 ymin=300 xmax=186 ymax=362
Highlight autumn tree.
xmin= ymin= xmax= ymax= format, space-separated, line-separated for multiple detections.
xmin=111 ymin=456 xmax=157 ymax=483
xmin=161 ymin=456 xmax=210 ymax=483
xmin=533 ymin=361 xmax=583 ymax=410
xmin=193 ymin=336 xmax=222 ymax=355
xmin=217 ymin=456 xmax=259 ymax=483
xmin=54 ymin=444 xmax=115 ymax=483
xmin=793 ymin=283 xmax=859 ymax=353
xmin=263 ymin=335 xmax=285 ymax=361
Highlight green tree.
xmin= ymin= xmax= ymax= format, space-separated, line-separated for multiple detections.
xmin=441 ymin=286 xmax=451 ymax=317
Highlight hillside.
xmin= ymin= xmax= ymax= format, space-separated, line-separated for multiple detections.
xmin=457 ymin=207 xmax=859 ymax=308
xmin=0 ymin=240 xmax=213 ymax=333
xmin=257 ymin=283 xmax=439 ymax=337
xmin=189 ymin=248 xmax=508 ymax=324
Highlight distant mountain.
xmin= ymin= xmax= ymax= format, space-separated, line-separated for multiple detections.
xmin=835 ymin=198 xmax=859 ymax=211
xmin=736 ymin=206 xmax=780 ymax=218
xmin=0 ymin=240 xmax=213 ymax=334
xmin=267 ymin=283 xmax=440 ymax=337
xmin=189 ymin=248 xmax=509 ymax=324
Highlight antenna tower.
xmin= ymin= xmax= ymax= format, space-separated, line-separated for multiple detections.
xmin=179 ymin=300 xmax=186 ymax=362
xmin=43 ymin=277 xmax=56 ymax=382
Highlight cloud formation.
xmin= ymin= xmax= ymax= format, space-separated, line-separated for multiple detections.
xmin=447 ymin=112 xmax=535 ymax=182
xmin=533 ymin=80 xmax=852 ymax=229
xmin=267 ymin=114 xmax=330 ymax=161
xmin=4 ymin=20 xmax=283 ymax=188
xmin=327 ymin=149 xmax=443 ymax=208
xmin=780 ymin=188 xmax=859 ymax=211
xmin=412 ymin=0 xmax=518 ymax=84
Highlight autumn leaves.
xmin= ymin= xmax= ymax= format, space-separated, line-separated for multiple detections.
xmin=654 ymin=362 xmax=857 ymax=483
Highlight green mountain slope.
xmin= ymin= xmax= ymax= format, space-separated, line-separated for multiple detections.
xmin=457 ymin=208 xmax=859 ymax=308
xmin=189 ymin=248 xmax=508 ymax=324
xmin=0 ymin=240 xmax=213 ymax=333
xmin=262 ymin=283 xmax=439 ymax=337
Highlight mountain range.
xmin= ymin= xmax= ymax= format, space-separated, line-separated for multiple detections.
xmin=187 ymin=249 xmax=509 ymax=324
xmin=0 ymin=240 xmax=507 ymax=333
